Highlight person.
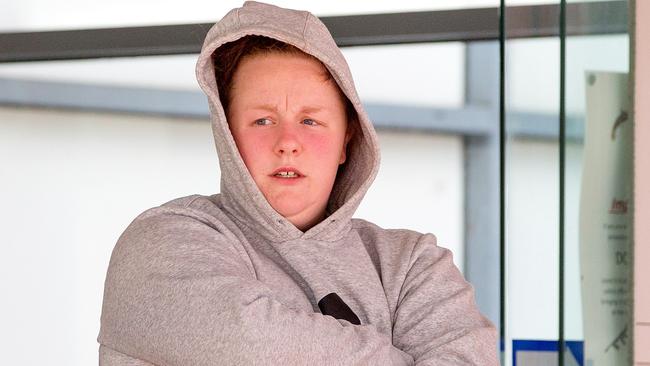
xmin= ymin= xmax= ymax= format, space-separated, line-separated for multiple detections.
xmin=97 ymin=1 xmax=498 ymax=365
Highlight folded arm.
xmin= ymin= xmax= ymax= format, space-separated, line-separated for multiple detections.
xmin=392 ymin=233 xmax=498 ymax=366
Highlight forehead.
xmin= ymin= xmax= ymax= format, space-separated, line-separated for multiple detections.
xmin=230 ymin=53 xmax=344 ymax=107
xmin=236 ymin=53 xmax=330 ymax=84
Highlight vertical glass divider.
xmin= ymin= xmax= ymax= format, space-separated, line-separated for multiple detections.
xmin=557 ymin=0 xmax=566 ymax=366
xmin=498 ymin=0 xmax=506 ymax=363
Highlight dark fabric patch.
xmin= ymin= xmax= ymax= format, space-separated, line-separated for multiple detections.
xmin=317 ymin=292 xmax=361 ymax=325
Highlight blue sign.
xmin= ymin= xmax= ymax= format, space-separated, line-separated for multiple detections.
xmin=512 ymin=340 xmax=584 ymax=366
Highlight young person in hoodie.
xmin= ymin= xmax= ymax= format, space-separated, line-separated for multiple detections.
xmin=98 ymin=1 xmax=498 ymax=365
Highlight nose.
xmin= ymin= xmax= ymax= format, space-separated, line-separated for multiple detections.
xmin=274 ymin=123 xmax=302 ymax=157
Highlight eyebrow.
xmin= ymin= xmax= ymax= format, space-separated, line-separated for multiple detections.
xmin=248 ymin=104 xmax=325 ymax=114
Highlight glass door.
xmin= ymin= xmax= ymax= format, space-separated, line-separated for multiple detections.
xmin=502 ymin=1 xmax=633 ymax=365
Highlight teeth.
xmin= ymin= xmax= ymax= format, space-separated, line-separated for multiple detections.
xmin=275 ymin=171 xmax=298 ymax=178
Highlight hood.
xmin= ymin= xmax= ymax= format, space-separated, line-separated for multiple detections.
xmin=195 ymin=1 xmax=381 ymax=243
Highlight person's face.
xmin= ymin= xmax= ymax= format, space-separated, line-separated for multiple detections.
xmin=227 ymin=53 xmax=350 ymax=231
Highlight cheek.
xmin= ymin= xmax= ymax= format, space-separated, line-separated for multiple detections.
xmin=232 ymin=131 xmax=268 ymax=173
xmin=305 ymin=132 xmax=344 ymax=165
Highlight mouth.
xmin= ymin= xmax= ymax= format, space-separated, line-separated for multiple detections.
xmin=271 ymin=167 xmax=304 ymax=179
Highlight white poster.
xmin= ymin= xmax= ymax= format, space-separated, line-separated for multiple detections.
xmin=579 ymin=71 xmax=632 ymax=366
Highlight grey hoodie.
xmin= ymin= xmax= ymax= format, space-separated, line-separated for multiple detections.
xmin=97 ymin=1 xmax=498 ymax=365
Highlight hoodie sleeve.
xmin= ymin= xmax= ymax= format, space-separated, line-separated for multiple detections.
xmin=97 ymin=206 xmax=414 ymax=366
xmin=391 ymin=233 xmax=499 ymax=366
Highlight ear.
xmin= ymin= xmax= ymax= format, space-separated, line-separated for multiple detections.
xmin=339 ymin=126 xmax=353 ymax=165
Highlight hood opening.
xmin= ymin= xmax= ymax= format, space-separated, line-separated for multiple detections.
xmin=195 ymin=0 xmax=381 ymax=240
xmin=211 ymin=34 xmax=363 ymax=217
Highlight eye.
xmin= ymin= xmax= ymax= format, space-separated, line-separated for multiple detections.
xmin=254 ymin=118 xmax=272 ymax=126
xmin=302 ymin=118 xmax=318 ymax=126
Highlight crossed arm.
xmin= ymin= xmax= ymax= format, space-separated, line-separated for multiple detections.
xmin=98 ymin=210 xmax=497 ymax=365
xmin=98 ymin=210 xmax=414 ymax=366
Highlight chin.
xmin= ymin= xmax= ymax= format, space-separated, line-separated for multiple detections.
xmin=273 ymin=201 xmax=308 ymax=219
xmin=273 ymin=197 xmax=322 ymax=226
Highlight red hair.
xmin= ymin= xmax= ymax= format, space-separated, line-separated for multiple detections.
xmin=211 ymin=35 xmax=357 ymax=127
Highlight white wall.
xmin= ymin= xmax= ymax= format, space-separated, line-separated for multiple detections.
xmin=0 ymin=105 xmax=464 ymax=366
xmin=343 ymin=44 xmax=465 ymax=109
xmin=0 ymin=107 xmax=219 ymax=366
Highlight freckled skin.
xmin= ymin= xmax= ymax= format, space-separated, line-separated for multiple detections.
xmin=227 ymin=53 xmax=351 ymax=231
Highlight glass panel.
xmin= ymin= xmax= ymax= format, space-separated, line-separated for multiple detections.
xmin=504 ymin=37 xmax=561 ymax=366
xmin=563 ymin=1 xmax=631 ymax=365
xmin=503 ymin=3 xmax=560 ymax=366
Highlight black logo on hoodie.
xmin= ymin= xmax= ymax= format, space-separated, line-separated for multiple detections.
xmin=317 ymin=293 xmax=361 ymax=325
